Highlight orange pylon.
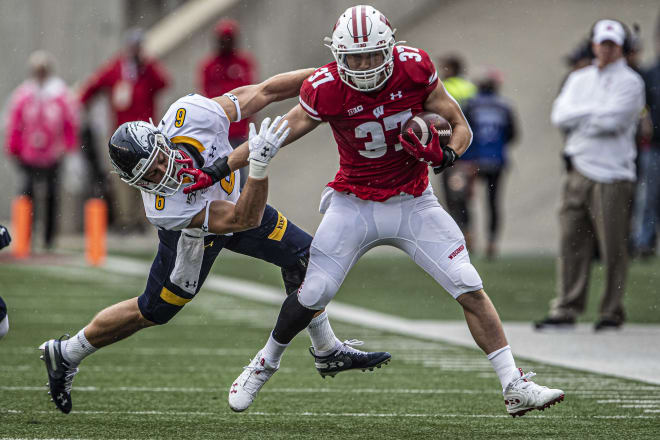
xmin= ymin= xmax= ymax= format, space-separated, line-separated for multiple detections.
xmin=11 ymin=195 xmax=32 ymax=259
xmin=84 ymin=198 xmax=107 ymax=266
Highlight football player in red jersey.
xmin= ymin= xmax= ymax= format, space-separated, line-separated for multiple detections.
xmin=183 ymin=5 xmax=564 ymax=416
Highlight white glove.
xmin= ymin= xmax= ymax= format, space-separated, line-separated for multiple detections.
xmin=248 ymin=116 xmax=290 ymax=179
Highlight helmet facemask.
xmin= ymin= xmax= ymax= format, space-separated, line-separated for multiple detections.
xmin=331 ymin=39 xmax=395 ymax=92
xmin=116 ymin=132 xmax=184 ymax=197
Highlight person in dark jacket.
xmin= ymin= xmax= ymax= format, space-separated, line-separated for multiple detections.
xmin=462 ymin=68 xmax=518 ymax=258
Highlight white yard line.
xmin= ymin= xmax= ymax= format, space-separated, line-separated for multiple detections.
xmin=0 ymin=386 xmax=489 ymax=394
xmin=59 ymin=256 xmax=660 ymax=386
xmin=1 ymin=409 xmax=656 ymax=420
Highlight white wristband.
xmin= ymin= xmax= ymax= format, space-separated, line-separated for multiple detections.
xmin=248 ymin=161 xmax=268 ymax=179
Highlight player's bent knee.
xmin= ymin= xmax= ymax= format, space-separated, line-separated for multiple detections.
xmin=447 ymin=262 xmax=483 ymax=299
xmin=297 ymin=272 xmax=339 ymax=310
xmin=281 ymin=251 xmax=309 ymax=295
xmin=137 ymin=289 xmax=189 ymax=325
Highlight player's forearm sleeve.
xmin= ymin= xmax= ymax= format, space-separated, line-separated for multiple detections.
xmin=201 ymin=156 xmax=231 ymax=183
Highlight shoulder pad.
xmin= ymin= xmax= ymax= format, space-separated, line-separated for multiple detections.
xmin=299 ymin=63 xmax=343 ymax=121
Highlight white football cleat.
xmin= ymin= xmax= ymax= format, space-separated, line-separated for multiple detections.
xmin=504 ymin=368 xmax=565 ymax=417
xmin=228 ymin=351 xmax=278 ymax=412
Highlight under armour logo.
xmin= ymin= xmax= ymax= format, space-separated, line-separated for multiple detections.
xmin=373 ymin=106 xmax=384 ymax=119
xmin=317 ymin=361 xmax=345 ymax=369
xmin=390 ymin=91 xmax=403 ymax=100
xmin=57 ymin=393 xmax=68 ymax=406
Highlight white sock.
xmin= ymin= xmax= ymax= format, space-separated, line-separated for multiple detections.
xmin=261 ymin=332 xmax=288 ymax=368
xmin=487 ymin=345 xmax=518 ymax=391
xmin=306 ymin=311 xmax=341 ymax=356
xmin=61 ymin=327 xmax=97 ymax=365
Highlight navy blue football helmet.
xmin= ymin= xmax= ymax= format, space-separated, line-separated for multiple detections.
xmin=108 ymin=121 xmax=184 ymax=196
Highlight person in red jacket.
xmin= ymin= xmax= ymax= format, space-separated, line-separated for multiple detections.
xmin=199 ymin=19 xmax=257 ymax=187
xmin=80 ymin=28 xmax=170 ymax=127
xmin=79 ymin=28 xmax=170 ymax=232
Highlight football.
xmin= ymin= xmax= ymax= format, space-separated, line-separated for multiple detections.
xmin=401 ymin=112 xmax=452 ymax=146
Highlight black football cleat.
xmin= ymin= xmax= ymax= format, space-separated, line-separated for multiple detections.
xmin=309 ymin=339 xmax=391 ymax=378
xmin=39 ymin=335 xmax=79 ymax=414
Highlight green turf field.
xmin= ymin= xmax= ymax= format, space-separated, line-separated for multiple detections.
xmin=1 ymin=255 xmax=659 ymax=439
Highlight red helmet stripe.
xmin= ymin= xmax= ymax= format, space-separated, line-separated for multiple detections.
xmin=351 ymin=7 xmax=359 ymax=43
xmin=380 ymin=14 xmax=391 ymax=29
xmin=361 ymin=5 xmax=368 ymax=42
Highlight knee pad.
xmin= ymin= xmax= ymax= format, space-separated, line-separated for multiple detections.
xmin=137 ymin=287 xmax=191 ymax=325
xmin=297 ymin=270 xmax=339 ymax=310
xmin=0 ymin=315 xmax=8 ymax=340
xmin=281 ymin=251 xmax=309 ymax=295
xmin=447 ymin=262 xmax=483 ymax=298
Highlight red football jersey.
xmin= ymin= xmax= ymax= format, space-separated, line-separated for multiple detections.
xmin=299 ymin=46 xmax=438 ymax=201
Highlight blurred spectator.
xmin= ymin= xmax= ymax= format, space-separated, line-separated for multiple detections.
xmin=79 ymin=27 xmax=170 ymax=233
xmin=536 ymin=20 xmax=645 ymax=332
xmin=198 ymin=19 xmax=257 ymax=188
xmin=0 ymin=224 xmax=10 ymax=340
xmin=632 ymin=22 xmax=660 ymax=258
xmin=4 ymin=51 xmax=79 ymax=249
xmin=438 ymin=54 xmax=477 ymax=106
xmin=437 ymin=54 xmax=478 ymax=249
xmin=461 ymin=68 xmax=519 ymax=258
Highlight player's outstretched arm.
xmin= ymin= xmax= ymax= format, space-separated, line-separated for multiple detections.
xmin=226 ymin=104 xmax=321 ymax=172
xmin=187 ymin=117 xmax=290 ymax=234
xmin=213 ymin=68 xmax=316 ymax=122
xmin=423 ymin=81 xmax=473 ymax=156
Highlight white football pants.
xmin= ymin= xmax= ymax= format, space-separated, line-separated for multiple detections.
xmin=298 ymin=185 xmax=483 ymax=310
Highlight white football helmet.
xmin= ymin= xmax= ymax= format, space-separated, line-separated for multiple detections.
xmin=326 ymin=5 xmax=396 ymax=92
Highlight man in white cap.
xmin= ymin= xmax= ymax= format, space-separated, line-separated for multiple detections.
xmin=535 ymin=19 xmax=645 ymax=331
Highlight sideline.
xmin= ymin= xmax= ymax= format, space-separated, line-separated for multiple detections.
xmin=101 ymin=256 xmax=660 ymax=385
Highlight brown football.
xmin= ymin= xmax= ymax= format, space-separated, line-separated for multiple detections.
xmin=401 ymin=112 xmax=452 ymax=147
